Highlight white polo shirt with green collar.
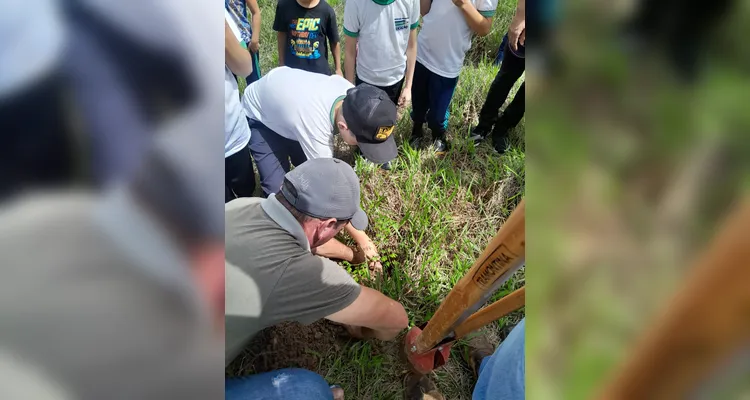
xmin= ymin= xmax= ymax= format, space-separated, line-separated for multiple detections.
xmin=417 ymin=0 xmax=498 ymax=79
xmin=343 ymin=0 xmax=421 ymax=87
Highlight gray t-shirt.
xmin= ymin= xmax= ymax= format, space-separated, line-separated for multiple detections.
xmin=225 ymin=196 xmax=361 ymax=365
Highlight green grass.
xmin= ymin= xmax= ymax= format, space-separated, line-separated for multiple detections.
xmin=238 ymin=0 xmax=525 ymax=398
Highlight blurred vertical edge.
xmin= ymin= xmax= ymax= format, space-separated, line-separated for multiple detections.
xmin=527 ymin=0 xmax=750 ymax=399
xmin=0 ymin=1 xmax=225 ymax=399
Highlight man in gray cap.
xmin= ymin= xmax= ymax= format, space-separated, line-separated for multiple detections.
xmin=225 ymin=157 xmax=409 ymax=366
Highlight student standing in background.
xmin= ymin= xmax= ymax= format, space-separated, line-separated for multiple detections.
xmin=343 ymin=0 xmax=420 ymax=111
xmin=274 ymin=0 xmax=342 ymax=76
xmin=470 ymin=0 xmax=525 ymax=154
xmin=226 ymin=0 xmax=263 ymax=84
xmin=225 ymin=18 xmax=256 ymax=201
xmin=409 ymin=0 xmax=497 ymax=153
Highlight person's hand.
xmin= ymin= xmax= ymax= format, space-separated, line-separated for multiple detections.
xmin=519 ymin=29 xmax=526 ymax=47
xmin=508 ymin=14 xmax=525 ymax=52
xmin=249 ymin=39 xmax=260 ymax=53
xmin=398 ymin=87 xmax=411 ymax=110
xmin=355 ymin=239 xmax=383 ymax=274
xmin=451 ymin=0 xmax=471 ymax=8
xmin=335 ymin=69 xmax=344 ymax=77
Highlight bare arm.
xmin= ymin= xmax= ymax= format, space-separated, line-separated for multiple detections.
xmin=344 ymin=36 xmax=357 ymax=84
xmin=453 ymin=0 xmax=493 ymax=37
xmin=420 ymin=0 xmax=432 ymax=16
xmin=246 ymin=0 xmax=262 ymax=52
xmin=312 ymin=238 xmax=355 ymax=261
xmin=327 ymin=286 xmax=409 ymax=340
xmin=331 ymin=41 xmax=343 ymax=76
xmin=277 ymin=32 xmax=286 ymax=66
xmin=398 ymin=28 xmax=418 ymax=107
xmin=225 ymin=21 xmax=253 ymax=77
xmin=507 ymin=0 xmax=525 ymax=51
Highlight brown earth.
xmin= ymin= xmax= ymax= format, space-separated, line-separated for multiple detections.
xmin=226 ymin=320 xmax=350 ymax=378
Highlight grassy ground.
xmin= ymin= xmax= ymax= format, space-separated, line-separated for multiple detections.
xmin=234 ymin=0 xmax=525 ymax=398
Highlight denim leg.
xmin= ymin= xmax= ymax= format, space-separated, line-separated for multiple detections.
xmin=425 ymin=73 xmax=458 ymax=139
xmin=248 ymin=123 xmax=286 ymax=197
xmin=225 ymin=368 xmax=333 ymax=400
xmin=472 ymin=319 xmax=525 ymax=400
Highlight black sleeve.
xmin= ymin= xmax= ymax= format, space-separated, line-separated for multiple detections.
xmin=272 ymin=1 xmax=286 ymax=32
xmin=326 ymin=5 xmax=340 ymax=44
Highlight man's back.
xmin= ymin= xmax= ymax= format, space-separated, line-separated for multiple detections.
xmin=225 ymin=196 xmax=361 ymax=365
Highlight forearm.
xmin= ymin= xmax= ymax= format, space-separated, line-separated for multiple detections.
xmin=344 ymin=37 xmax=357 ymax=84
xmin=226 ymin=22 xmax=253 ymax=76
xmin=459 ymin=4 xmax=493 ymax=36
xmin=344 ymin=222 xmax=371 ymax=246
xmin=403 ymin=31 xmax=418 ymax=89
xmin=276 ymin=32 xmax=286 ymax=65
xmin=331 ymin=42 xmax=342 ymax=73
xmin=251 ymin=14 xmax=262 ymax=46
xmin=312 ymin=238 xmax=354 ymax=261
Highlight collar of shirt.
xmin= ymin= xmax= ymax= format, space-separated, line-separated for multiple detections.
xmin=261 ymin=195 xmax=311 ymax=252
xmin=93 ymin=187 xmax=203 ymax=311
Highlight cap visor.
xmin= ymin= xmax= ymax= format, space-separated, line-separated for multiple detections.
xmin=358 ymin=134 xmax=397 ymax=165
xmin=351 ymin=208 xmax=368 ymax=231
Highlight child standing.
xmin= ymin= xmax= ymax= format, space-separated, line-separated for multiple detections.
xmin=273 ymin=0 xmax=341 ymax=76
xmin=225 ymin=0 xmax=263 ymax=84
xmin=343 ymin=0 xmax=420 ymax=109
xmin=409 ymin=0 xmax=497 ymax=152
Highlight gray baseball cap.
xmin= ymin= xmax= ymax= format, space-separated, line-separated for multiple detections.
xmin=280 ymin=158 xmax=368 ymax=230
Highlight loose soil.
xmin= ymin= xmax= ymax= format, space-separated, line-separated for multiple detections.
xmin=226 ymin=320 xmax=350 ymax=377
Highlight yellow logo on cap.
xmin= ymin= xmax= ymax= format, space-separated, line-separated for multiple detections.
xmin=375 ymin=126 xmax=394 ymax=141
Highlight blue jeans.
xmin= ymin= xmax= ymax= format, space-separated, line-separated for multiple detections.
xmin=226 ymin=368 xmax=333 ymax=400
xmin=473 ymin=318 xmax=525 ymax=400
xmin=410 ymin=61 xmax=459 ymax=138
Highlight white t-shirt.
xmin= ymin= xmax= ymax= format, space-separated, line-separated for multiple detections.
xmin=242 ymin=67 xmax=354 ymax=159
xmin=225 ymin=14 xmax=251 ymax=158
xmin=417 ymin=0 xmax=497 ymax=78
xmin=343 ymin=0 xmax=420 ymax=87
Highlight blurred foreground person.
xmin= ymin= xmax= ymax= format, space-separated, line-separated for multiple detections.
xmin=0 ymin=0 xmax=76 ymax=199
xmin=469 ymin=0 xmax=526 ymax=154
xmin=225 ymin=158 xmax=409 ymax=368
xmin=0 ymin=130 xmax=225 ymax=399
xmin=405 ymin=319 xmax=526 ymax=400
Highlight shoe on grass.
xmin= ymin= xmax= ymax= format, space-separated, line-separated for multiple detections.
xmin=409 ymin=134 xmax=424 ymax=150
xmin=492 ymin=135 xmax=510 ymax=155
xmin=463 ymin=334 xmax=495 ymax=380
xmin=404 ymin=374 xmax=445 ymax=400
xmin=469 ymin=125 xmax=491 ymax=143
xmin=379 ymin=161 xmax=392 ymax=170
xmin=432 ymin=138 xmax=449 ymax=154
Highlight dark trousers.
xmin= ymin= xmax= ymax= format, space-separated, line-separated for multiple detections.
xmin=250 ymin=122 xmax=307 ymax=196
xmin=410 ymin=61 xmax=459 ymax=138
xmin=0 ymin=73 xmax=75 ymax=200
xmin=245 ymin=51 xmax=262 ymax=84
xmin=225 ymin=145 xmax=256 ymax=203
xmin=476 ymin=43 xmax=526 ymax=139
xmin=356 ymin=76 xmax=404 ymax=106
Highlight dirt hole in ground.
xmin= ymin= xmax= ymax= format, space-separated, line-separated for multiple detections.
xmin=226 ymin=320 xmax=350 ymax=377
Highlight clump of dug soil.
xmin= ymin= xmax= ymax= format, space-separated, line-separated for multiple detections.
xmin=226 ymin=320 xmax=350 ymax=378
